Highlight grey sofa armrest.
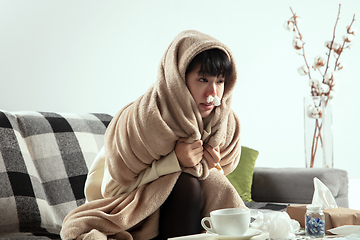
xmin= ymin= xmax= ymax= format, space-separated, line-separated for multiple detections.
xmin=251 ymin=167 xmax=349 ymax=208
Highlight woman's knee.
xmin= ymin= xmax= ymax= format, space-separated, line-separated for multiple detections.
xmin=167 ymin=172 xmax=202 ymax=206
xmin=178 ymin=172 xmax=201 ymax=186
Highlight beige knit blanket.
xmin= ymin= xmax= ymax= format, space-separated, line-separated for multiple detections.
xmin=60 ymin=30 xmax=243 ymax=240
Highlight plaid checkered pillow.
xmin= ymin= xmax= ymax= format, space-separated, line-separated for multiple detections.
xmin=0 ymin=110 xmax=112 ymax=238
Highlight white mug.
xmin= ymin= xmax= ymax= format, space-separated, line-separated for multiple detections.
xmin=201 ymin=208 xmax=250 ymax=236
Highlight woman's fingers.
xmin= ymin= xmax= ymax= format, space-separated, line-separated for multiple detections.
xmin=203 ymin=145 xmax=221 ymax=169
xmin=175 ymin=139 xmax=203 ymax=167
xmin=175 ymin=139 xmax=221 ymax=170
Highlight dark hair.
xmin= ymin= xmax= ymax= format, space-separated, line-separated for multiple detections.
xmin=185 ymin=48 xmax=233 ymax=81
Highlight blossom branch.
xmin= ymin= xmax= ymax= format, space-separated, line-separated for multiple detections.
xmin=285 ymin=5 xmax=356 ymax=167
xmin=290 ymin=7 xmax=312 ymax=80
xmin=334 ymin=14 xmax=356 ymax=71
xmin=324 ymin=4 xmax=341 ymax=78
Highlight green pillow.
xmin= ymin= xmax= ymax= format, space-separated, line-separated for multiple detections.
xmin=226 ymin=146 xmax=259 ymax=202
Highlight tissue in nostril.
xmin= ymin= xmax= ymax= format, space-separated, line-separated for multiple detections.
xmin=206 ymin=95 xmax=214 ymax=103
xmin=213 ymin=96 xmax=221 ymax=106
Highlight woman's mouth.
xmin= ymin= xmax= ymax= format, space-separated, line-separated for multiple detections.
xmin=201 ymin=103 xmax=214 ymax=111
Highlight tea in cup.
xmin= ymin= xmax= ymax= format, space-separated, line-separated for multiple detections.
xmin=201 ymin=208 xmax=250 ymax=236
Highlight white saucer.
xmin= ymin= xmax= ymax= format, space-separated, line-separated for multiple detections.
xmin=208 ymin=229 xmax=262 ymax=240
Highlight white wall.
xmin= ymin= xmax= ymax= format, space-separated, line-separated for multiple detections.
xmin=349 ymin=179 xmax=360 ymax=210
xmin=1 ymin=1 xmax=359 ymax=183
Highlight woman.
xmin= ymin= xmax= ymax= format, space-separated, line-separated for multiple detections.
xmin=60 ymin=30 xmax=245 ymax=240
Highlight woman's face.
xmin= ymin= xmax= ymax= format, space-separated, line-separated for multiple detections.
xmin=186 ymin=64 xmax=225 ymax=118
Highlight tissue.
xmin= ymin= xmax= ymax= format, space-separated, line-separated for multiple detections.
xmin=206 ymin=95 xmax=221 ymax=107
xmin=312 ymin=177 xmax=338 ymax=209
xmin=251 ymin=211 xmax=300 ymax=239
xmin=206 ymin=95 xmax=214 ymax=103
xmin=287 ymin=177 xmax=360 ymax=232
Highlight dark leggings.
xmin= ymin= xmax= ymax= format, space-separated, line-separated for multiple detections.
xmin=153 ymin=172 xmax=202 ymax=240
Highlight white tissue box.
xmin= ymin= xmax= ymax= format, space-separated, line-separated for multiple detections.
xmin=287 ymin=204 xmax=360 ymax=231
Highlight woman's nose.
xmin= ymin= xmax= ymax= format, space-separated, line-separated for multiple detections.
xmin=207 ymin=83 xmax=217 ymax=96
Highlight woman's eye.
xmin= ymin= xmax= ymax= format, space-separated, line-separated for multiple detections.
xmin=217 ymin=79 xmax=225 ymax=84
xmin=199 ymin=78 xmax=207 ymax=82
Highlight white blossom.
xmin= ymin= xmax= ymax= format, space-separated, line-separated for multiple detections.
xmin=307 ymin=105 xmax=322 ymax=119
xmin=324 ymin=71 xmax=337 ymax=84
xmin=343 ymin=33 xmax=355 ymax=42
xmin=332 ymin=42 xmax=341 ymax=50
xmin=293 ymin=39 xmax=303 ymax=50
xmin=288 ymin=15 xmax=301 ymax=25
xmin=298 ymin=65 xmax=308 ymax=76
xmin=312 ymin=82 xmax=330 ymax=96
xmin=306 ymin=105 xmax=314 ymax=117
xmin=313 ymin=56 xmax=326 ymax=68
xmin=325 ymin=41 xmax=341 ymax=52
xmin=319 ymin=83 xmax=330 ymax=94
xmin=309 ymin=78 xmax=320 ymax=87
xmin=284 ymin=20 xmax=295 ymax=31
xmin=325 ymin=41 xmax=332 ymax=49
xmin=330 ymin=42 xmax=343 ymax=55
xmin=312 ymin=106 xmax=322 ymax=118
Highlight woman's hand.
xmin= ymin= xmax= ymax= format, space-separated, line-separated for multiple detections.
xmin=203 ymin=144 xmax=221 ymax=169
xmin=175 ymin=138 xmax=221 ymax=169
xmin=175 ymin=138 xmax=203 ymax=168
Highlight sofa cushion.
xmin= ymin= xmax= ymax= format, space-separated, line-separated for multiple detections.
xmin=226 ymin=146 xmax=259 ymax=202
xmin=0 ymin=110 xmax=112 ymax=237
xmin=251 ymin=167 xmax=349 ymax=208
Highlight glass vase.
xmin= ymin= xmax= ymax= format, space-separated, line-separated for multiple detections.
xmin=304 ymin=96 xmax=334 ymax=168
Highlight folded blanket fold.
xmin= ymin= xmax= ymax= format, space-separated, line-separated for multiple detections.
xmin=60 ymin=30 xmax=243 ymax=240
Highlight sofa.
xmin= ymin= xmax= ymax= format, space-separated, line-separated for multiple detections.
xmin=0 ymin=110 xmax=349 ymax=239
